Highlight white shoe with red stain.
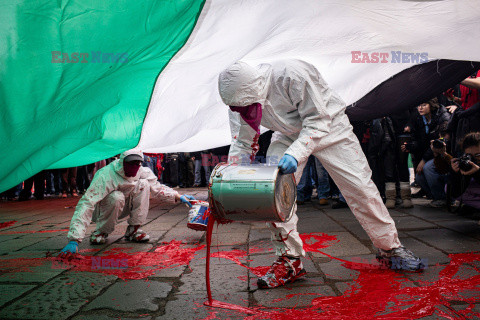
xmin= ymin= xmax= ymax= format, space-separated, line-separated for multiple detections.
xmin=90 ymin=232 xmax=108 ymax=245
xmin=257 ymin=256 xmax=306 ymax=289
xmin=124 ymin=225 xmax=150 ymax=242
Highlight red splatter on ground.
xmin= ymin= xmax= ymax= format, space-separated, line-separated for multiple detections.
xmin=0 ymin=220 xmax=17 ymax=229
xmin=0 ymin=229 xmax=69 ymax=235
xmin=0 ymin=240 xmax=204 ymax=280
xmin=203 ymin=232 xmax=480 ymax=319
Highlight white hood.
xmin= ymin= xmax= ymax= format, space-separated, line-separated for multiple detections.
xmin=114 ymin=148 xmax=144 ymax=180
xmin=218 ymin=61 xmax=271 ymax=107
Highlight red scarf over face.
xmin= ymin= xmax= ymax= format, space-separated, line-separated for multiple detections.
xmin=124 ymin=161 xmax=141 ymax=177
xmin=229 ymin=103 xmax=262 ymax=134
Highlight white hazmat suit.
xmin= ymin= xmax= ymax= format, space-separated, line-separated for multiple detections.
xmin=219 ymin=60 xmax=402 ymax=257
xmin=67 ymin=149 xmax=178 ymax=242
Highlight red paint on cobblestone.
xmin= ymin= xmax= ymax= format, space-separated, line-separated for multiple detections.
xmin=0 ymin=220 xmax=16 ymax=229
xmin=201 ymin=232 xmax=480 ymax=319
xmin=0 ymin=240 xmax=204 ymax=280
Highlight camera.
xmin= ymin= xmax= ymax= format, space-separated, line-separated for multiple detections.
xmin=457 ymin=154 xmax=473 ymax=171
xmin=398 ymin=134 xmax=413 ymax=151
xmin=432 ymin=138 xmax=445 ymax=149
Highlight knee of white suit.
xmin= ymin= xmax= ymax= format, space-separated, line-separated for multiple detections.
xmin=108 ymin=191 xmax=126 ymax=207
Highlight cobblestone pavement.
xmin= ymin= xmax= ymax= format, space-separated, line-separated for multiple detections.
xmin=1 ymin=188 xmax=480 ymax=319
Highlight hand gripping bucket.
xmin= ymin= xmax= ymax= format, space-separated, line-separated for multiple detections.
xmin=187 ymin=200 xmax=210 ymax=231
xmin=208 ymin=163 xmax=296 ymax=223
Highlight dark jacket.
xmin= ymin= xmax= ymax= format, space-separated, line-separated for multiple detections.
xmin=409 ymin=106 xmax=450 ymax=163
xmin=447 ymin=102 xmax=480 ymax=157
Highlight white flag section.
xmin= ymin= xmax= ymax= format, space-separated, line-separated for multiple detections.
xmin=138 ymin=0 xmax=480 ymax=153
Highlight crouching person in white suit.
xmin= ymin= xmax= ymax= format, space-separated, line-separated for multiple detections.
xmin=59 ymin=149 xmax=195 ymax=258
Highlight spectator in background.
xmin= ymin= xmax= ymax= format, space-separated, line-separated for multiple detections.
xmin=448 ymin=132 xmax=480 ymax=215
xmin=402 ymin=98 xmax=450 ymax=207
xmin=192 ymin=150 xmax=212 ymax=187
xmin=61 ymin=168 xmax=78 ymax=198
xmin=18 ymin=171 xmax=46 ymax=201
xmin=178 ymin=153 xmax=195 ymax=188
xmin=447 ymin=71 xmax=480 ymax=157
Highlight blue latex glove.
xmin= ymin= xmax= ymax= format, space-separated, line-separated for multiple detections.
xmin=278 ymin=154 xmax=298 ymax=174
xmin=59 ymin=240 xmax=78 ymax=259
xmin=180 ymin=195 xmax=196 ymax=207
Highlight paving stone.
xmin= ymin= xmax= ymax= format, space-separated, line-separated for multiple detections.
xmin=85 ymin=279 xmax=171 ymax=312
xmin=308 ymin=232 xmax=371 ymax=258
xmin=0 ymin=272 xmax=116 ymax=320
xmin=297 ymin=215 xmax=346 ymax=233
xmin=159 ymin=293 xmax=249 ymax=320
xmin=337 ymin=221 xmax=371 ymax=242
xmin=335 ymin=282 xmax=353 ymax=294
xmin=253 ymin=285 xmax=335 ymax=308
xmin=191 ymin=245 xmax=248 ymax=267
xmin=178 ymin=263 xmax=248 ymax=294
xmin=0 ymin=237 xmax=46 ymax=254
xmin=407 ymin=205 xmax=458 ymax=221
xmin=407 ymin=229 xmax=480 ymax=253
xmin=323 ymin=207 xmax=359 ymax=222
xmin=392 ymin=216 xmax=436 ymax=230
xmin=212 ymin=222 xmax=251 ymax=234
xmin=318 ymin=256 xmax=369 ymax=280
xmin=249 ymin=229 xmax=270 ymax=242
xmin=435 ymin=220 xmax=480 ymax=239
xmin=0 ymin=284 xmax=36 ymax=307
xmin=209 ymin=232 xmax=249 ymax=246
xmin=161 ymin=227 xmax=204 ymax=244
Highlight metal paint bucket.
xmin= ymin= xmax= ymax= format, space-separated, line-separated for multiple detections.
xmin=187 ymin=200 xmax=210 ymax=231
xmin=208 ymin=163 xmax=296 ymax=223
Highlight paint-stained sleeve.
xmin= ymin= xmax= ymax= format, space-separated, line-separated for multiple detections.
xmin=67 ymin=171 xmax=113 ymax=242
xmin=144 ymin=168 xmax=178 ymax=203
xmin=228 ymin=111 xmax=258 ymax=164
xmin=285 ymin=68 xmax=344 ymax=163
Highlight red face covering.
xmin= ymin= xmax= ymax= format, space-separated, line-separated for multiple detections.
xmin=123 ymin=161 xmax=141 ymax=177
xmin=229 ymin=103 xmax=262 ymax=134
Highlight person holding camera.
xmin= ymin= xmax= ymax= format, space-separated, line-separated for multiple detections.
xmin=401 ymin=98 xmax=450 ymax=207
xmin=449 ymin=132 xmax=480 ymax=214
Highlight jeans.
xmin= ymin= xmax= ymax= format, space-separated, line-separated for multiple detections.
xmin=297 ymin=156 xmax=316 ymax=202
xmin=314 ymin=158 xmax=330 ymax=199
xmin=415 ymin=159 xmax=447 ymax=200
xmin=194 ymin=159 xmax=211 ymax=186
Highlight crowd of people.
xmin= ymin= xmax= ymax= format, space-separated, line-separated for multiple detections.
xmin=294 ymin=70 xmax=480 ymax=215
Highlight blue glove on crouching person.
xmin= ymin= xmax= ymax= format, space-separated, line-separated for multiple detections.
xmin=278 ymin=154 xmax=298 ymax=174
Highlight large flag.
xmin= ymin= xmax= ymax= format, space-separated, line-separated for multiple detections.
xmin=1 ymin=0 xmax=479 ymax=192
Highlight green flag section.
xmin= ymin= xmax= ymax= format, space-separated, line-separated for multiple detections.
xmin=0 ymin=0 xmax=205 ymax=192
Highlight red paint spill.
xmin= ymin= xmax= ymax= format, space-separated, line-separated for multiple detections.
xmin=0 ymin=229 xmax=69 ymax=235
xmin=0 ymin=240 xmax=204 ymax=280
xmin=0 ymin=220 xmax=16 ymax=229
xmin=201 ymin=232 xmax=480 ymax=319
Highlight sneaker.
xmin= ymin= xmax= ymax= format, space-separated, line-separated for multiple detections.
xmin=429 ymin=200 xmax=446 ymax=208
xmin=124 ymin=225 xmax=150 ymax=242
xmin=257 ymin=256 xmax=306 ymax=289
xmin=90 ymin=232 xmax=108 ymax=245
xmin=318 ymin=198 xmax=329 ymax=206
xmin=61 ymin=192 xmax=67 ymax=198
xmin=376 ymin=246 xmax=426 ymax=271
xmin=411 ymin=190 xmax=426 ymax=198
xmin=332 ymin=200 xmax=348 ymax=209
xmin=72 ymin=192 xmax=78 ymax=197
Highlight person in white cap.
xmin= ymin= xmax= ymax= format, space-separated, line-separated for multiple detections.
xmin=59 ymin=149 xmax=195 ymax=258
xmin=218 ymin=59 xmax=424 ymax=289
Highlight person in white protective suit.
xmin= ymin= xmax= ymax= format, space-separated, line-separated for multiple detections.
xmin=59 ymin=149 xmax=195 ymax=258
xmin=218 ymin=60 xmax=425 ymax=289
